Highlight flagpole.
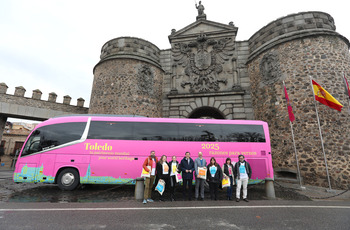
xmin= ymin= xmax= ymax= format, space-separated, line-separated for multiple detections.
xmin=289 ymin=121 xmax=305 ymax=189
xmin=344 ymin=72 xmax=350 ymax=114
xmin=309 ymin=76 xmax=333 ymax=192
xmin=283 ymin=80 xmax=304 ymax=189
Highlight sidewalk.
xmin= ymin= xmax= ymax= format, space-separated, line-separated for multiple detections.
xmin=1 ymin=167 xmax=349 ymax=201
xmin=275 ymin=181 xmax=350 ymax=201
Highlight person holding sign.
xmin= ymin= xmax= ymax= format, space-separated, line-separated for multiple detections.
xmin=222 ymin=157 xmax=235 ymax=200
xmin=156 ymin=155 xmax=170 ymax=201
xmin=194 ymin=151 xmax=207 ymax=201
xmin=169 ymin=155 xmax=180 ymax=201
xmin=142 ymin=151 xmax=158 ymax=204
xmin=180 ymin=152 xmax=195 ymax=201
xmin=234 ymin=155 xmax=252 ymax=202
xmin=206 ymin=157 xmax=223 ymax=200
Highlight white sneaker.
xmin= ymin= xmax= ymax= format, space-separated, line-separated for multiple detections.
xmin=143 ymin=199 xmax=147 ymax=204
xmin=147 ymin=198 xmax=154 ymax=202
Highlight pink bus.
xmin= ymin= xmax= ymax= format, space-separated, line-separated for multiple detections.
xmin=13 ymin=115 xmax=273 ymax=190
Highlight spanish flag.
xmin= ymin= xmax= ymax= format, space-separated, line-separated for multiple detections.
xmin=312 ymin=80 xmax=343 ymax=112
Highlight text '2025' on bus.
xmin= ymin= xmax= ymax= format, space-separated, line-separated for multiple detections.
xmin=13 ymin=115 xmax=273 ymax=190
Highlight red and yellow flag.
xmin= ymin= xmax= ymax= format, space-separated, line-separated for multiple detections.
xmin=312 ymin=80 xmax=343 ymax=112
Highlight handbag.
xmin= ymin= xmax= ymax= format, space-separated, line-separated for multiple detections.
xmin=222 ymin=177 xmax=230 ymax=188
xmin=198 ymin=167 xmax=207 ymax=179
xmin=141 ymin=166 xmax=151 ymax=178
xmin=175 ymin=172 xmax=183 ymax=183
xmin=155 ymin=179 xmax=165 ymax=195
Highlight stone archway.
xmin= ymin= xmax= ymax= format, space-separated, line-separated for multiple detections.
xmin=188 ymin=106 xmax=225 ymax=119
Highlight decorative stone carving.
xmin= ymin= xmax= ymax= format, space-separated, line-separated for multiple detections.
xmin=137 ymin=65 xmax=154 ymax=95
xmin=259 ymin=51 xmax=280 ymax=85
xmin=172 ymin=33 xmax=234 ymax=93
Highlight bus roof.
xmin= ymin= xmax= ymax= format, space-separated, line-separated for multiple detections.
xmin=38 ymin=114 xmax=268 ymax=128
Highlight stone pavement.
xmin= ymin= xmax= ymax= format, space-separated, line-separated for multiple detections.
xmin=1 ymin=167 xmax=349 ymax=202
xmin=275 ymin=180 xmax=350 ymax=201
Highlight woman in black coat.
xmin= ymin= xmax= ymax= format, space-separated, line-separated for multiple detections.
xmin=156 ymin=155 xmax=170 ymax=201
xmin=206 ymin=157 xmax=223 ymax=200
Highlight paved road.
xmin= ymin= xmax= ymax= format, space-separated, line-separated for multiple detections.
xmin=1 ymin=200 xmax=350 ymax=230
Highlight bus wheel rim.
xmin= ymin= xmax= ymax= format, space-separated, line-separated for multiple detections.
xmin=61 ymin=173 xmax=75 ymax=186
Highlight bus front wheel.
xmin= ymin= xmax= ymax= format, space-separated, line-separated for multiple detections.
xmin=57 ymin=168 xmax=80 ymax=191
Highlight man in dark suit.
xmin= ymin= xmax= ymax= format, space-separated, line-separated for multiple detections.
xmin=180 ymin=152 xmax=195 ymax=201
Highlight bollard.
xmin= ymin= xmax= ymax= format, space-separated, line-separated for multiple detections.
xmin=265 ymin=178 xmax=276 ymax=200
xmin=135 ymin=177 xmax=145 ymax=200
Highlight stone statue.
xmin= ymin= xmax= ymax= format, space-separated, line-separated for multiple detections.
xmin=195 ymin=1 xmax=205 ymax=16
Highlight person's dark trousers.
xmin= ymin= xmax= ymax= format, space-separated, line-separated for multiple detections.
xmin=170 ymin=175 xmax=176 ymax=200
xmin=227 ymin=176 xmax=233 ymax=199
xmin=209 ymin=182 xmax=219 ymax=200
xmin=183 ymin=179 xmax=193 ymax=200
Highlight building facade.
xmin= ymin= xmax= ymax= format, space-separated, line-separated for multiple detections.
xmin=89 ymin=10 xmax=350 ymax=189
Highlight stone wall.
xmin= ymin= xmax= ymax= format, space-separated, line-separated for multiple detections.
xmin=0 ymin=84 xmax=88 ymax=120
xmin=247 ymin=12 xmax=350 ymax=189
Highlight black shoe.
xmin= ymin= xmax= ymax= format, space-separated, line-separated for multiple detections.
xmin=200 ymin=197 xmax=204 ymax=201
xmin=229 ymin=197 xmax=232 ymax=200
xmin=243 ymin=198 xmax=249 ymax=202
xmin=236 ymin=198 xmax=240 ymax=202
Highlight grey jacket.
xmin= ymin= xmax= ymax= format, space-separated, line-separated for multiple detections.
xmin=194 ymin=157 xmax=207 ymax=176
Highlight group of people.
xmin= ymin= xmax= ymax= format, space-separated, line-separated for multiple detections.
xmin=142 ymin=151 xmax=252 ymax=204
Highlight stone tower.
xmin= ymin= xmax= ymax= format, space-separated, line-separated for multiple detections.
xmin=89 ymin=37 xmax=164 ymax=117
xmin=246 ymin=12 xmax=350 ymax=189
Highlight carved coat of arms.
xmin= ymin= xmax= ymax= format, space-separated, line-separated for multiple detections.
xmin=172 ymin=33 xmax=234 ymax=93
xmin=137 ymin=65 xmax=154 ymax=95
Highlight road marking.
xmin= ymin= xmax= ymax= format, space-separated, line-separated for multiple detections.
xmin=0 ymin=205 xmax=350 ymax=212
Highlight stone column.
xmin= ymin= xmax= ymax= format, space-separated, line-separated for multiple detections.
xmin=63 ymin=95 xmax=72 ymax=105
xmin=0 ymin=83 xmax=8 ymax=94
xmin=77 ymin=98 xmax=85 ymax=107
xmin=14 ymin=86 xmax=26 ymax=97
xmin=48 ymin=92 xmax=57 ymax=103
xmin=32 ymin=89 xmax=42 ymax=100
xmin=0 ymin=116 xmax=7 ymax=144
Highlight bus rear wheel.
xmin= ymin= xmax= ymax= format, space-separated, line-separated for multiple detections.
xmin=57 ymin=168 xmax=80 ymax=191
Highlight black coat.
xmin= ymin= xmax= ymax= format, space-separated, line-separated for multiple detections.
xmin=156 ymin=162 xmax=170 ymax=180
xmin=206 ymin=164 xmax=223 ymax=183
xmin=234 ymin=160 xmax=252 ymax=179
xmin=180 ymin=157 xmax=195 ymax=180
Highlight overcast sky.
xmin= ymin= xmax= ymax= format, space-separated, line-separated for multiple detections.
xmin=1 ymin=0 xmax=349 ymax=122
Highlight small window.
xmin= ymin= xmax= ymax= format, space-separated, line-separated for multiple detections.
xmin=88 ymin=121 xmax=134 ymax=140
xmin=21 ymin=122 xmax=86 ymax=157
xmin=178 ymin=123 xmax=221 ymax=142
xmin=134 ymin=122 xmax=179 ymax=141
xmin=221 ymin=124 xmax=266 ymax=142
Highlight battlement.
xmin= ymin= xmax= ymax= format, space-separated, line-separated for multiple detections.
xmin=0 ymin=82 xmax=85 ymax=107
xmin=247 ymin=11 xmax=350 ymax=62
xmin=95 ymin=37 xmax=161 ymax=71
